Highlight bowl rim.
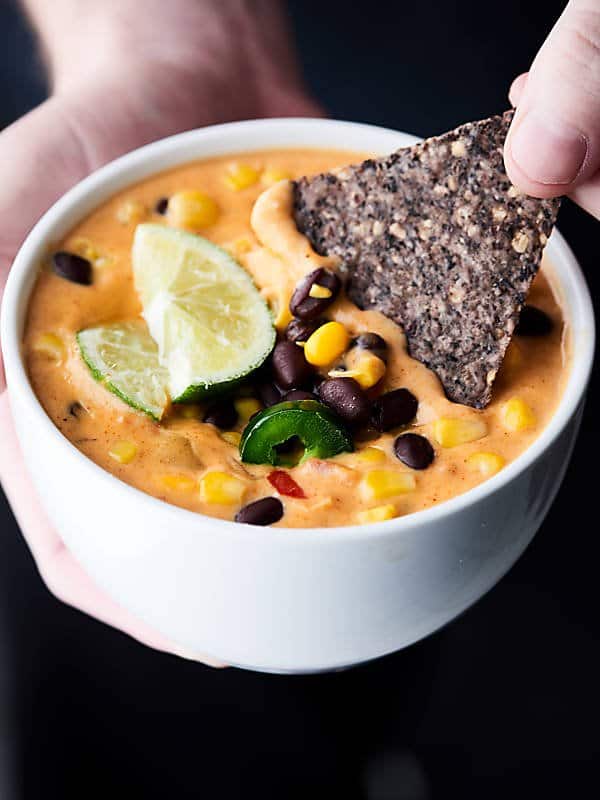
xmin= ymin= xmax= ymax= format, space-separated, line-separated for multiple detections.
xmin=1 ymin=117 xmax=595 ymax=544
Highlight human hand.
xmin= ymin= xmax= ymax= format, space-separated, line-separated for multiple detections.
xmin=0 ymin=0 xmax=322 ymax=661
xmin=504 ymin=0 xmax=600 ymax=219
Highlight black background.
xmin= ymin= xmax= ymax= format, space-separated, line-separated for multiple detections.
xmin=0 ymin=1 xmax=598 ymax=798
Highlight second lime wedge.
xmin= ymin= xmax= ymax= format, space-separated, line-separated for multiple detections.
xmin=132 ymin=224 xmax=275 ymax=402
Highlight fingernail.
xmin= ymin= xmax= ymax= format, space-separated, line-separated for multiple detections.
xmin=510 ymin=111 xmax=588 ymax=185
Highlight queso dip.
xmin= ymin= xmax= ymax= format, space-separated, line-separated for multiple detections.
xmin=24 ymin=149 xmax=569 ymax=527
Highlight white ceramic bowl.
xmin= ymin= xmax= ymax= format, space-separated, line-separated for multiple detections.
xmin=1 ymin=119 xmax=595 ymax=673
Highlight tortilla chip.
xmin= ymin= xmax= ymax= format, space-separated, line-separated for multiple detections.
xmin=293 ymin=110 xmax=560 ymax=408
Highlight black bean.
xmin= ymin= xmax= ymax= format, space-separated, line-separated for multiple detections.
xmin=155 ymin=197 xmax=169 ymax=215
xmin=51 ymin=251 xmax=92 ymax=285
xmin=235 ymin=497 xmax=284 ymax=526
xmin=353 ymin=332 xmax=389 ymax=363
xmin=285 ymin=317 xmax=325 ymax=344
xmin=203 ymin=399 xmax=238 ymax=429
xmin=394 ymin=433 xmax=435 ymax=470
xmin=365 ymin=381 xmax=385 ymax=402
xmin=255 ymin=381 xmax=282 ymax=408
xmin=515 ymin=305 xmax=553 ymax=336
xmin=318 ymin=377 xmax=370 ymax=425
xmin=282 ymin=389 xmax=318 ymax=401
xmin=271 ymin=340 xmax=313 ymax=390
xmin=289 ymin=268 xmax=341 ymax=320
xmin=68 ymin=401 xmax=86 ymax=418
xmin=371 ymin=388 xmax=418 ymax=432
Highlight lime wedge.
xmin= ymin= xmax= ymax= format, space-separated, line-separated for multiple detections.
xmin=132 ymin=224 xmax=275 ymax=402
xmin=77 ymin=320 xmax=169 ymax=421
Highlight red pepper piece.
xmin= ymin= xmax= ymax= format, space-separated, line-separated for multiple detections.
xmin=268 ymin=470 xmax=306 ymax=499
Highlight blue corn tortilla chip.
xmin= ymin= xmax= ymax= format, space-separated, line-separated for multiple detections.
xmin=293 ymin=111 xmax=560 ymax=408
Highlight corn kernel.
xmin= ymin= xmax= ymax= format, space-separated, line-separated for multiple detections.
xmin=263 ymin=287 xmax=294 ymax=330
xmin=199 ymin=471 xmax=246 ymax=505
xmin=70 ymin=237 xmax=100 ymax=262
xmin=70 ymin=238 xmax=113 ymax=268
xmin=308 ymin=284 xmax=333 ymax=299
xmin=224 ymin=162 xmax=261 ymax=191
xmin=225 ymin=237 xmax=253 ymax=257
xmin=433 ymin=417 xmax=488 ymax=447
xmin=109 ymin=440 xmax=138 ymax=464
xmin=32 ymin=333 xmax=65 ymax=362
xmin=178 ymin=404 xmax=201 ymax=419
xmin=360 ymin=469 xmax=416 ymax=502
xmin=168 ymin=190 xmax=219 ymax=229
xmin=354 ymin=446 xmax=387 ymax=464
xmin=355 ymin=354 xmax=386 ymax=390
xmin=330 ymin=350 xmax=386 ymax=390
xmin=116 ymin=199 xmax=147 ymax=225
xmin=234 ymin=397 xmax=261 ymax=423
xmin=357 ymin=504 xmax=397 ymax=524
xmin=274 ymin=303 xmax=294 ymax=330
xmin=501 ymin=397 xmax=536 ymax=432
xmin=221 ymin=431 xmax=242 ymax=446
xmin=234 ymin=237 xmax=253 ymax=254
xmin=158 ymin=474 xmax=198 ymax=492
xmin=261 ymin=168 xmax=292 ymax=186
xmin=304 ymin=321 xmax=350 ymax=367
xmin=466 ymin=451 xmax=505 ymax=477
xmin=93 ymin=255 xmax=114 ymax=269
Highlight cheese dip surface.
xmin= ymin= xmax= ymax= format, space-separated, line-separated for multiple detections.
xmin=24 ymin=149 xmax=569 ymax=528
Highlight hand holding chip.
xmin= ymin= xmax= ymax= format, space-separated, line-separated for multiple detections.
xmin=504 ymin=0 xmax=600 ymax=219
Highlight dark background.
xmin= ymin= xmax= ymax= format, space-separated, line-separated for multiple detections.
xmin=1 ymin=1 xmax=598 ymax=798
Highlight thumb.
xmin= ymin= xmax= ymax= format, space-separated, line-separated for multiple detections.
xmin=504 ymin=0 xmax=600 ymax=198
